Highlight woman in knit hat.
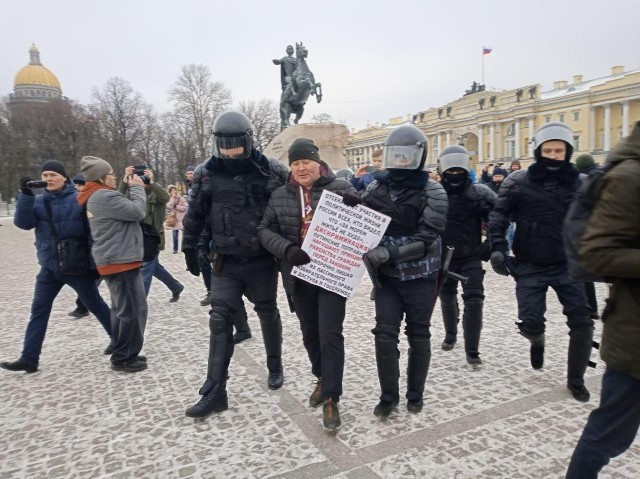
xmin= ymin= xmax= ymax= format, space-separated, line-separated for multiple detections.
xmin=1 ymin=160 xmax=113 ymax=374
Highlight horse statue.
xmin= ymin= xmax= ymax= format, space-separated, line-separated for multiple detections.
xmin=279 ymin=42 xmax=322 ymax=130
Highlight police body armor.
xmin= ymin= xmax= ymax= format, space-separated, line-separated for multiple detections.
xmin=443 ymin=186 xmax=484 ymax=260
xmin=208 ymin=166 xmax=282 ymax=257
xmin=366 ymin=182 xmax=426 ymax=237
xmin=512 ymin=174 xmax=577 ymax=265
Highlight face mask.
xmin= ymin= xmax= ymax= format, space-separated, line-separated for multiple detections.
xmin=442 ymin=172 xmax=467 ymax=190
xmin=388 ymin=169 xmax=414 ymax=181
xmin=538 ymin=157 xmax=563 ymax=171
xmin=223 ymin=158 xmax=252 ymax=175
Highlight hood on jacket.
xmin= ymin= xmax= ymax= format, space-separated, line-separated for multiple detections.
xmin=608 ymin=121 xmax=640 ymax=166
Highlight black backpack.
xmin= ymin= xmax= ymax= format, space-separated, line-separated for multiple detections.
xmin=562 ymin=164 xmax=614 ymax=282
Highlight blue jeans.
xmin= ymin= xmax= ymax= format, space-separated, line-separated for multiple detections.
xmin=566 ymin=367 xmax=640 ymax=478
xmin=141 ymin=252 xmax=183 ymax=297
xmin=22 ymin=267 xmax=111 ymax=364
xmin=172 ymin=230 xmax=179 ymax=253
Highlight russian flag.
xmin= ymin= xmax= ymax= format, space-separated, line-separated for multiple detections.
xmin=483 ymin=46 xmax=493 ymax=55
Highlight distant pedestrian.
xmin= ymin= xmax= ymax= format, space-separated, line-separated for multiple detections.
xmin=1 ymin=160 xmax=112 ymax=374
xmin=119 ymin=167 xmax=184 ymax=301
xmin=165 ymin=184 xmax=188 ymax=254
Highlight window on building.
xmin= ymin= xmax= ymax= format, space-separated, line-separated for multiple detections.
xmin=559 ymin=114 xmax=565 ymax=123
xmin=573 ymin=111 xmax=580 ymax=121
xmin=544 ymin=115 xmax=551 ymax=123
xmin=574 ymin=136 xmax=580 ymax=150
xmin=506 ymin=140 xmax=515 ymax=159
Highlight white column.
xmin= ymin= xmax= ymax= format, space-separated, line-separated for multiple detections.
xmin=589 ymin=107 xmax=596 ymax=151
xmin=622 ymin=101 xmax=630 ymax=137
xmin=478 ymin=126 xmax=484 ymax=164
xmin=489 ymin=123 xmax=495 ymax=162
xmin=528 ymin=116 xmax=535 ymax=157
xmin=604 ymin=104 xmax=611 ymax=151
xmin=446 ymin=130 xmax=451 ymax=147
xmin=515 ymin=119 xmax=521 ymax=159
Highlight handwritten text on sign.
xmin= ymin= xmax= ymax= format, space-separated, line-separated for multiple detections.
xmin=291 ymin=190 xmax=390 ymax=298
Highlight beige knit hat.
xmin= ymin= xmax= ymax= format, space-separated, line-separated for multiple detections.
xmin=80 ymin=156 xmax=112 ymax=182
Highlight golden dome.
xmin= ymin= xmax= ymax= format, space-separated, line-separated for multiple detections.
xmin=14 ymin=44 xmax=61 ymax=89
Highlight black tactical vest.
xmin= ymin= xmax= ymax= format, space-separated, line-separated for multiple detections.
xmin=208 ymin=167 xmax=282 ymax=256
xmin=366 ymin=182 xmax=426 ymax=237
xmin=443 ymin=187 xmax=483 ymax=259
xmin=512 ymin=174 xmax=578 ymax=264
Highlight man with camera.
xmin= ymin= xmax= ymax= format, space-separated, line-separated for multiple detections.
xmin=1 ymin=160 xmax=113 ymax=374
xmin=119 ymin=166 xmax=184 ymax=301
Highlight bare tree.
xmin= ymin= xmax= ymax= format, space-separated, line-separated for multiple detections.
xmin=310 ymin=113 xmax=333 ymax=124
xmin=168 ymin=64 xmax=232 ymax=163
xmin=90 ymin=77 xmax=146 ymax=174
xmin=237 ymin=99 xmax=281 ymax=150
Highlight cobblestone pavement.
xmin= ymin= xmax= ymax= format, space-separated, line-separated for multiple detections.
xmin=1 ymin=218 xmax=638 ymax=479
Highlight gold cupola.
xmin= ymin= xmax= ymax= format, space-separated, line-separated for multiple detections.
xmin=13 ymin=44 xmax=62 ymax=101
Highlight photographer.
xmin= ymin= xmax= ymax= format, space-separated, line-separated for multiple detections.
xmin=1 ymin=160 xmax=112 ymax=374
xmin=350 ymin=149 xmax=384 ymax=191
xmin=119 ymin=166 xmax=184 ymax=302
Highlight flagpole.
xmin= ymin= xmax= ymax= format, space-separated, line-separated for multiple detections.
xmin=482 ymin=49 xmax=485 ymax=85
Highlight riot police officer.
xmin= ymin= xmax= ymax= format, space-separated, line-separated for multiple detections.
xmin=437 ymin=146 xmax=497 ymax=367
xmin=349 ymin=125 xmax=448 ymax=417
xmin=488 ymin=122 xmax=594 ymax=402
xmin=182 ymin=111 xmax=289 ymax=418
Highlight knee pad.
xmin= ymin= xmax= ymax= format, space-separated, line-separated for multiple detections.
xmin=210 ymin=299 xmax=234 ymax=333
xmin=517 ymin=321 xmax=544 ymax=339
xmin=568 ymin=324 xmax=594 ymax=342
xmin=371 ymin=323 xmax=399 ymax=342
xmin=462 ymin=290 xmax=484 ymax=302
xmin=404 ymin=322 xmax=430 ymax=339
xmin=253 ymin=299 xmax=277 ymax=315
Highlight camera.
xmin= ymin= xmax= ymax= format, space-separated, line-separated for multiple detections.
xmin=364 ymin=166 xmax=377 ymax=173
xmin=132 ymin=165 xmax=151 ymax=184
xmin=26 ymin=180 xmax=48 ymax=189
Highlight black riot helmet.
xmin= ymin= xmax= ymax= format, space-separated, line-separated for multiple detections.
xmin=438 ymin=145 xmax=470 ymax=191
xmin=382 ymin=125 xmax=428 ymax=177
xmin=212 ymin=111 xmax=255 ymax=160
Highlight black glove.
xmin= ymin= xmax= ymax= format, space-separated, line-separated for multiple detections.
xmin=19 ymin=177 xmax=34 ymax=196
xmin=341 ymin=192 xmax=363 ymax=207
xmin=490 ymin=251 xmax=510 ymax=276
xmin=286 ymin=246 xmax=311 ymax=266
xmin=184 ymin=249 xmax=200 ymax=276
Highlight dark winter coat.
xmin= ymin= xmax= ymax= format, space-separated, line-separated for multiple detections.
xmin=14 ymin=181 xmax=88 ymax=274
xmin=488 ymin=163 xmax=579 ymax=264
xmin=258 ymin=165 xmax=356 ymax=294
xmin=579 ymin=121 xmax=640 ymax=381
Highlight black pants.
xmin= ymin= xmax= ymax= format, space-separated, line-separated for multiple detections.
xmin=514 ymin=263 xmax=593 ymax=335
xmin=566 ymin=367 xmax=640 ymax=478
xmin=291 ymin=281 xmax=346 ymax=401
xmin=373 ymin=275 xmax=437 ymax=402
xmin=200 ymin=255 xmax=281 ymax=394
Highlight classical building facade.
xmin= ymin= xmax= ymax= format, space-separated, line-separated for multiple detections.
xmin=346 ymin=66 xmax=640 ymax=171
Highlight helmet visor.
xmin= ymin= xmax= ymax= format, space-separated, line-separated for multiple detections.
xmin=383 ymin=143 xmax=425 ymax=170
xmin=213 ymin=133 xmax=252 ymax=159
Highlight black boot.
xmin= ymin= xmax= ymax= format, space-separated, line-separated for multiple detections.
xmin=185 ymin=381 xmax=228 ymax=418
xmin=567 ymin=326 xmax=594 ymax=403
xmin=462 ymin=298 xmax=483 ymax=367
xmin=406 ymin=336 xmax=431 ymax=413
xmin=440 ymin=293 xmax=459 ymax=351
xmin=259 ymin=309 xmax=284 ymax=390
xmin=521 ymin=333 xmax=545 ymax=370
xmin=373 ymin=335 xmax=400 ymax=418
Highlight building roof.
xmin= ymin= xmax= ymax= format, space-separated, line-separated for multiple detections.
xmin=14 ymin=44 xmax=61 ymax=89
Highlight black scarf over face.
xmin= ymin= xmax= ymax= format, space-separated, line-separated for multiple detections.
xmin=528 ymin=159 xmax=579 ymax=184
xmin=375 ymin=169 xmax=429 ymax=189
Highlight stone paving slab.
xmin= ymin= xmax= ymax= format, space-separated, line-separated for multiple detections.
xmin=1 ymin=217 xmax=638 ymax=478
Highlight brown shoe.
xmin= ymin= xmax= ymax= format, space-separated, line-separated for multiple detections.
xmin=309 ymin=377 xmax=323 ymax=408
xmin=323 ymin=398 xmax=341 ymax=430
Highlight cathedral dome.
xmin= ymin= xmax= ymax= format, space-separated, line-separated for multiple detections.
xmin=12 ymin=45 xmax=62 ymax=100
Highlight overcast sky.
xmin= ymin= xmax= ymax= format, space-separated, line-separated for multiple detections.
xmin=2 ymin=0 xmax=639 ymax=130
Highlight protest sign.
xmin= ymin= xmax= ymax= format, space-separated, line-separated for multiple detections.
xmin=291 ymin=190 xmax=390 ymax=298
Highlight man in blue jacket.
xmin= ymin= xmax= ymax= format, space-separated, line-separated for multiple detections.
xmin=1 ymin=160 xmax=112 ymax=373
